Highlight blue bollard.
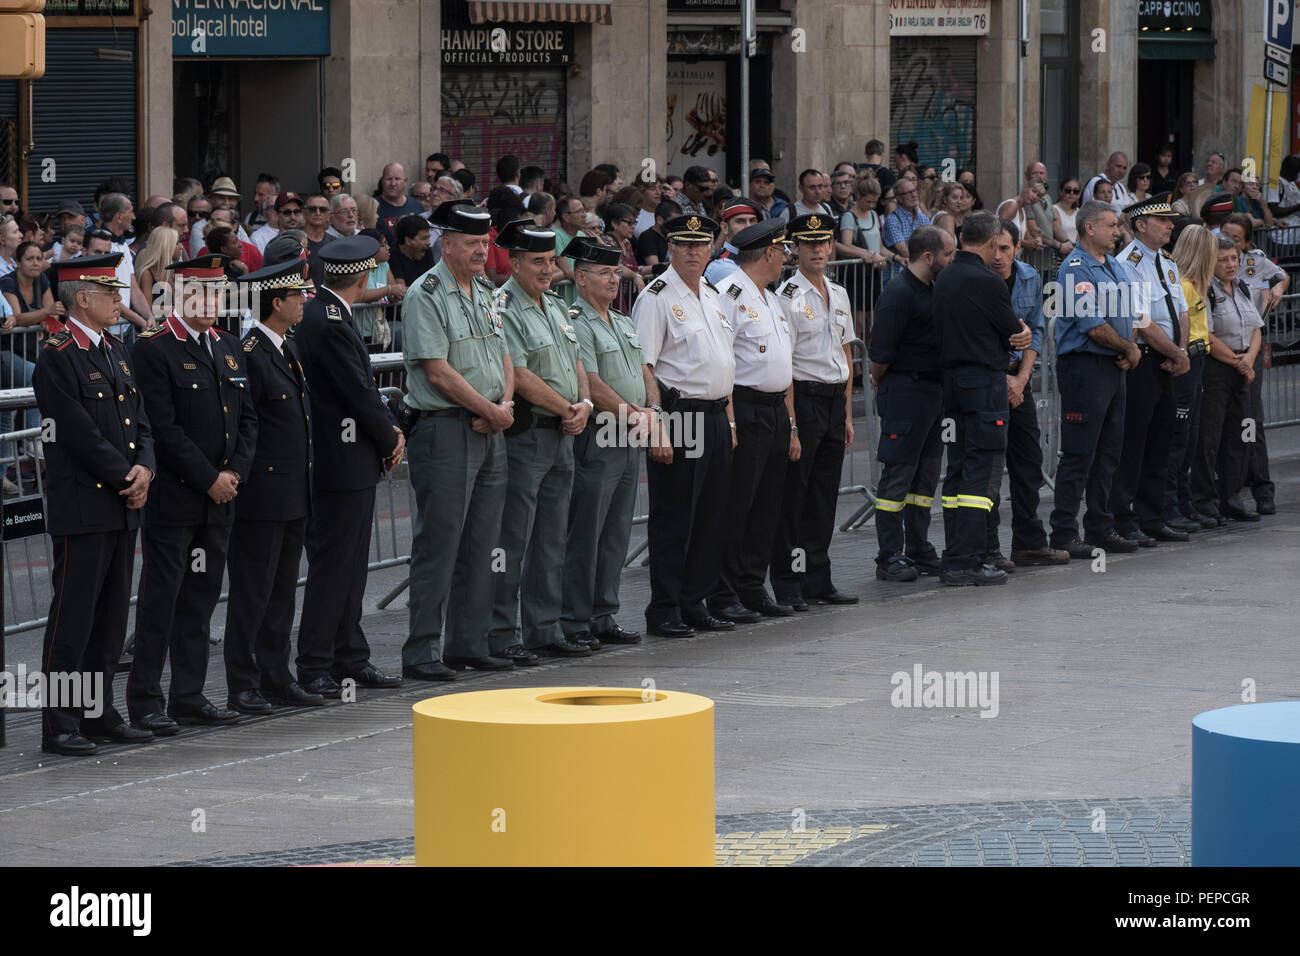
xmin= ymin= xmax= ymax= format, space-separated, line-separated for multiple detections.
xmin=1192 ymin=702 xmax=1300 ymax=866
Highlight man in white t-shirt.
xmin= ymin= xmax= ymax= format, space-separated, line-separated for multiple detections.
xmin=1082 ymin=152 xmax=1131 ymax=213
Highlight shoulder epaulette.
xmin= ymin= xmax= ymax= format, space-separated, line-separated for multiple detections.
xmin=1067 ymin=258 xmax=1082 ymax=267
xmin=45 ymin=331 xmax=72 ymax=350
xmin=545 ymin=288 xmax=562 ymax=298
xmin=325 ymin=302 xmax=343 ymax=321
xmin=568 ymin=306 xmax=581 ymax=318
xmin=726 ymin=284 xmax=741 ymax=299
xmin=422 ymin=273 xmax=440 ymax=293
xmin=494 ymin=288 xmax=514 ymax=309
xmin=779 ymin=280 xmax=797 ymax=298
xmin=702 ymin=277 xmax=718 ymax=293
xmin=473 ymin=274 xmax=493 ymax=288
xmin=1126 ymin=249 xmax=1143 ymax=264
xmin=137 ymin=325 xmax=165 ymax=339
xmin=243 ymin=334 xmax=259 ymax=353
xmin=647 ymin=279 xmax=666 ymax=295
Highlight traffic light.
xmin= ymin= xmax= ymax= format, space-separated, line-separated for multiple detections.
xmin=0 ymin=1 xmax=45 ymax=79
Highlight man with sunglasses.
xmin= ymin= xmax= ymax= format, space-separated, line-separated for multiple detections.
xmin=0 ymin=183 xmax=20 ymax=219
xmin=301 ymin=194 xmax=335 ymax=288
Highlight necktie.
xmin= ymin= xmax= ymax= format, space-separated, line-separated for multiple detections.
xmin=1151 ymin=255 xmax=1182 ymax=347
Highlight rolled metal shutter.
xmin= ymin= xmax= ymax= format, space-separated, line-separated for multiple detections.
xmin=25 ymin=28 xmax=138 ymax=215
xmin=441 ymin=67 xmax=567 ymax=188
xmin=0 ymin=80 xmax=17 ymax=189
xmin=889 ymin=36 xmax=978 ymax=173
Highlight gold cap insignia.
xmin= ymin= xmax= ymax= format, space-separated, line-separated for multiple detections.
xmin=808 ymin=216 xmax=821 ymax=229
xmin=686 ymin=216 xmax=701 ymax=231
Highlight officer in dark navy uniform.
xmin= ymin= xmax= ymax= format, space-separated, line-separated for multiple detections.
xmin=127 ymin=255 xmax=258 ymax=734
xmin=222 ymin=260 xmax=324 ymax=715
xmin=292 ymin=236 xmax=405 ymax=697
xmin=32 ymin=254 xmax=157 ymax=755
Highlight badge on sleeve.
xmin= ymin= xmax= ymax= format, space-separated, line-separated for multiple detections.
xmin=1075 ymin=282 xmax=1093 ymax=295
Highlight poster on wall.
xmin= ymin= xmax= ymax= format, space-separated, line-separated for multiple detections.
xmin=666 ymin=62 xmax=727 ymax=180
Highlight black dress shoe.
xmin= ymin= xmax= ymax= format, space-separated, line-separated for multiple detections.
xmin=170 ymin=702 xmax=240 ymax=725
xmin=715 ymin=602 xmax=762 ymax=624
xmin=807 ymin=587 xmax=859 ymax=605
xmin=682 ymin=614 xmax=736 ymax=631
xmin=263 ymin=682 xmax=327 ymax=707
xmin=82 ymin=722 xmax=154 ymax=743
xmin=876 ymin=554 xmax=919 ymax=582
xmin=648 ymin=621 xmax=696 ymax=638
xmin=1143 ymin=524 xmax=1190 ymax=543
xmin=500 ymin=644 xmax=542 ymax=666
xmin=301 ymin=676 xmax=343 ymax=699
xmin=1086 ymin=531 xmax=1139 ymax=553
xmin=402 ymin=661 xmax=458 ymax=682
xmin=1122 ymin=529 xmax=1158 ymax=548
xmin=534 ymin=637 xmax=593 ymax=657
xmin=133 ymin=712 xmax=181 ymax=736
xmin=744 ymin=596 xmax=795 ymax=617
xmin=444 ymin=654 xmax=515 ymax=671
xmin=592 ymin=624 xmax=641 ymax=644
xmin=334 ymin=663 xmax=403 ymax=688
xmin=774 ymin=593 xmax=810 ymax=612
xmin=42 ymin=733 xmax=98 ymax=756
xmin=1222 ymin=506 xmax=1261 ymax=522
xmin=941 ymin=565 xmax=1008 ymax=586
xmin=1256 ymin=499 xmax=1276 ymax=515
xmin=566 ymin=632 xmax=603 ymax=650
xmin=1195 ymin=512 xmax=1225 ymax=529
xmin=229 ymin=689 xmax=274 ymax=715
xmin=906 ymin=553 xmax=944 ymax=576
xmin=1167 ymin=516 xmax=1203 ymax=534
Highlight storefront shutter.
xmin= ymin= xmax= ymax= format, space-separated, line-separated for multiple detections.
xmin=441 ymin=67 xmax=568 ymax=188
xmin=889 ymin=36 xmax=978 ymax=173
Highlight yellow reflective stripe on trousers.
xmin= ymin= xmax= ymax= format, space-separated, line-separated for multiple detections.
xmin=876 ymin=497 xmax=906 ymax=512
xmin=904 ymin=494 xmax=933 ymax=507
xmin=941 ymin=496 xmax=959 ymax=509
xmin=956 ymin=494 xmax=994 ymax=511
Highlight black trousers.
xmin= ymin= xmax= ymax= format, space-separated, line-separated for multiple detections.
xmin=1112 ymin=351 xmax=1176 ymax=535
xmin=873 ymin=374 xmax=943 ymax=562
xmin=644 ymin=406 xmax=732 ymax=626
xmin=1164 ymin=352 xmax=1204 ymax=521
xmin=1244 ymin=350 xmax=1273 ymax=504
xmin=127 ymin=521 xmax=232 ymax=718
xmin=297 ymin=487 xmax=376 ymax=682
xmin=939 ymin=366 xmax=1008 ymax=571
xmin=1192 ymin=358 xmax=1250 ymax=517
xmin=1049 ymin=353 xmax=1126 ymax=546
xmin=41 ymin=530 xmax=134 ymax=739
xmin=223 ymin=516 xmax=306 ymax=696
xmin=770 ymin=386 xmax=847 ymax=600
xmin=986 ymin=377 xmax=1050 ymax=553
xmin=711 ymin=391 xmax=790 ymax=609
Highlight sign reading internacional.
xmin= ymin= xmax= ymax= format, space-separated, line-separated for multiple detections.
xmin=889 ymin=0 xmax=991 ymax=36
xmin=172 ymin=0 xmax=331 ymax=58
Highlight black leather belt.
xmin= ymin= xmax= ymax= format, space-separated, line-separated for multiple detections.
xmin=793 ymin=380 xmax=846 ymax=398
xmin=532 ymin=415 xmax=562 ymax=430
xmin=1187 ymin=341 xmax=1208 ymax=357
xmin=733 ymin=384 xmax=787 ymax=406
xmin=423 ymin=407 xmax=468 ymax=418
xmin=676 ymin=397 xmax=729 ymax=413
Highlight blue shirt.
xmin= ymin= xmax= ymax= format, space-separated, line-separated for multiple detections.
xmin=704 ymin=246 xmax=739 ymax=286
xmin=882 ymin=207 xmax=931 ymax=281
xmin=1053 ymin=244 xmax=1136 ymax=356
xmin=1007 ymin=259 xmax=1044 ymax=362
xmin=1117 ymin=238 xmax=1186 ymax=343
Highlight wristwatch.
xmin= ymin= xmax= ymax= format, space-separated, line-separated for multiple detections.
xmin=580 ymin=397 xmax=594 ymax=410
xmin=649 ymin=404 xmax=663 ymax=413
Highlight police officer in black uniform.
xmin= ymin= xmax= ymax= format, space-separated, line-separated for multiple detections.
xmin=127 ymin=255 xmax=257 ymax=733
xmin=32 ymin=254 xmax=157 ymax=755
xmin=867 ymin=225 xmax=954 ymax=582
xmin=222 ymin=260 xmax=324 ymax=715
xmin=293 ymin=236 xmax=405 ymax=697
xmin=931 ymin=212 xmax=1032 ymax=586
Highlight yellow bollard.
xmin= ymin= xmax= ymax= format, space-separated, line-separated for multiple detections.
xmin=413 ymin=686 xmax=714 ymax=866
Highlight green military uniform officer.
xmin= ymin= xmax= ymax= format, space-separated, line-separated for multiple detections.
xmin=488 ymin=218 xmax=596 ymax=660
xmin=400 ymin=198 xmax=515 ymax=680
xmin=560 ymin=236 xmax=649 ymax=647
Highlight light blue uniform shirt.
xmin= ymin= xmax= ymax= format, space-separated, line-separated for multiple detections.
xmin=1008 ymin=258 xmax=1044 ymax=363
xmin=1118 ymin=237 xmax=1186 ymax=343
xmin=1054 ymin=244 xmax=1136 ymax=356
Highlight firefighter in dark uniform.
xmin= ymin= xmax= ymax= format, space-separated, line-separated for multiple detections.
xmin=1048 ymin=201 xmax=1144 ymax=557
xmin=632 ymin=213 xmax=736 ymax=637
xmin=222 ymin=260 xmax=323 ymax=715
xmin=931 ymin=211 xmax=1032 ymax=586
xmin=32 ymin=254 xmax=157 ymax=755
xmin=770 ymin=213 xmax=857 ymax=608
xmin=293 ymin=236 xmax=405 ymax=697
xmin=707 ymin=218 xmax=796 ymax=621
xmin=867 ymin=225 xmax=954 ymax=583
xmin=127 ymin=255 xmax=257 ymax=734
xmin=561 ymin=236 xmax=647 ymax=646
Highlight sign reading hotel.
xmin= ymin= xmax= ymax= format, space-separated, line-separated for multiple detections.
xmin=172 ymin=0 xmax=331 ymax=57
xmin=889 ymin=0 xmax=991 ymax=36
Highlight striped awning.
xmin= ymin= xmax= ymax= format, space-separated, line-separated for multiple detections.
xmin=468 ymin=1 xmax=611 ymax=25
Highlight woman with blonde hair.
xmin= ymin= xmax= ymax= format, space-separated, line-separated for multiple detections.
xmin=354 ymin=194 xmax=379 ymax=231
xmin=930 ymin=182 xmax=972 ymax=242
xmin=1165 ymin=222 xmax=1217 ymax=532
xmin=135 ymin=225 xmax=180 ymax=321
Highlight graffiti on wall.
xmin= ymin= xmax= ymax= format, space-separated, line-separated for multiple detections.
xmin=441 ymin=69 xmax=566 ymax=184
xmin=889 ymin=44 xmax=976 ymax=170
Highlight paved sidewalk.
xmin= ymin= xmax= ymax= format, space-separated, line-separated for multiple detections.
xmin=1 ymin=432 xmax=1296 ymax=865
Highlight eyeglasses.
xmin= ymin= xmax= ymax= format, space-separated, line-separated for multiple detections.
xmin=619 ymin=218 xmax=636 ymax=225
xmin=1138 ymin=173 xmax=1151 ymax=180
xmin=896 ymin=188 xmax=916 ymax=196
xmin=322 ymin=182 xmax=343 ymax=190
xmin=189 ymin=209 xmax=210 ymax=219
xmin=305 ymin=205 xmax=329 ymax=213
xmin=1061 ymin=187 xmax=1081 ymax=194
